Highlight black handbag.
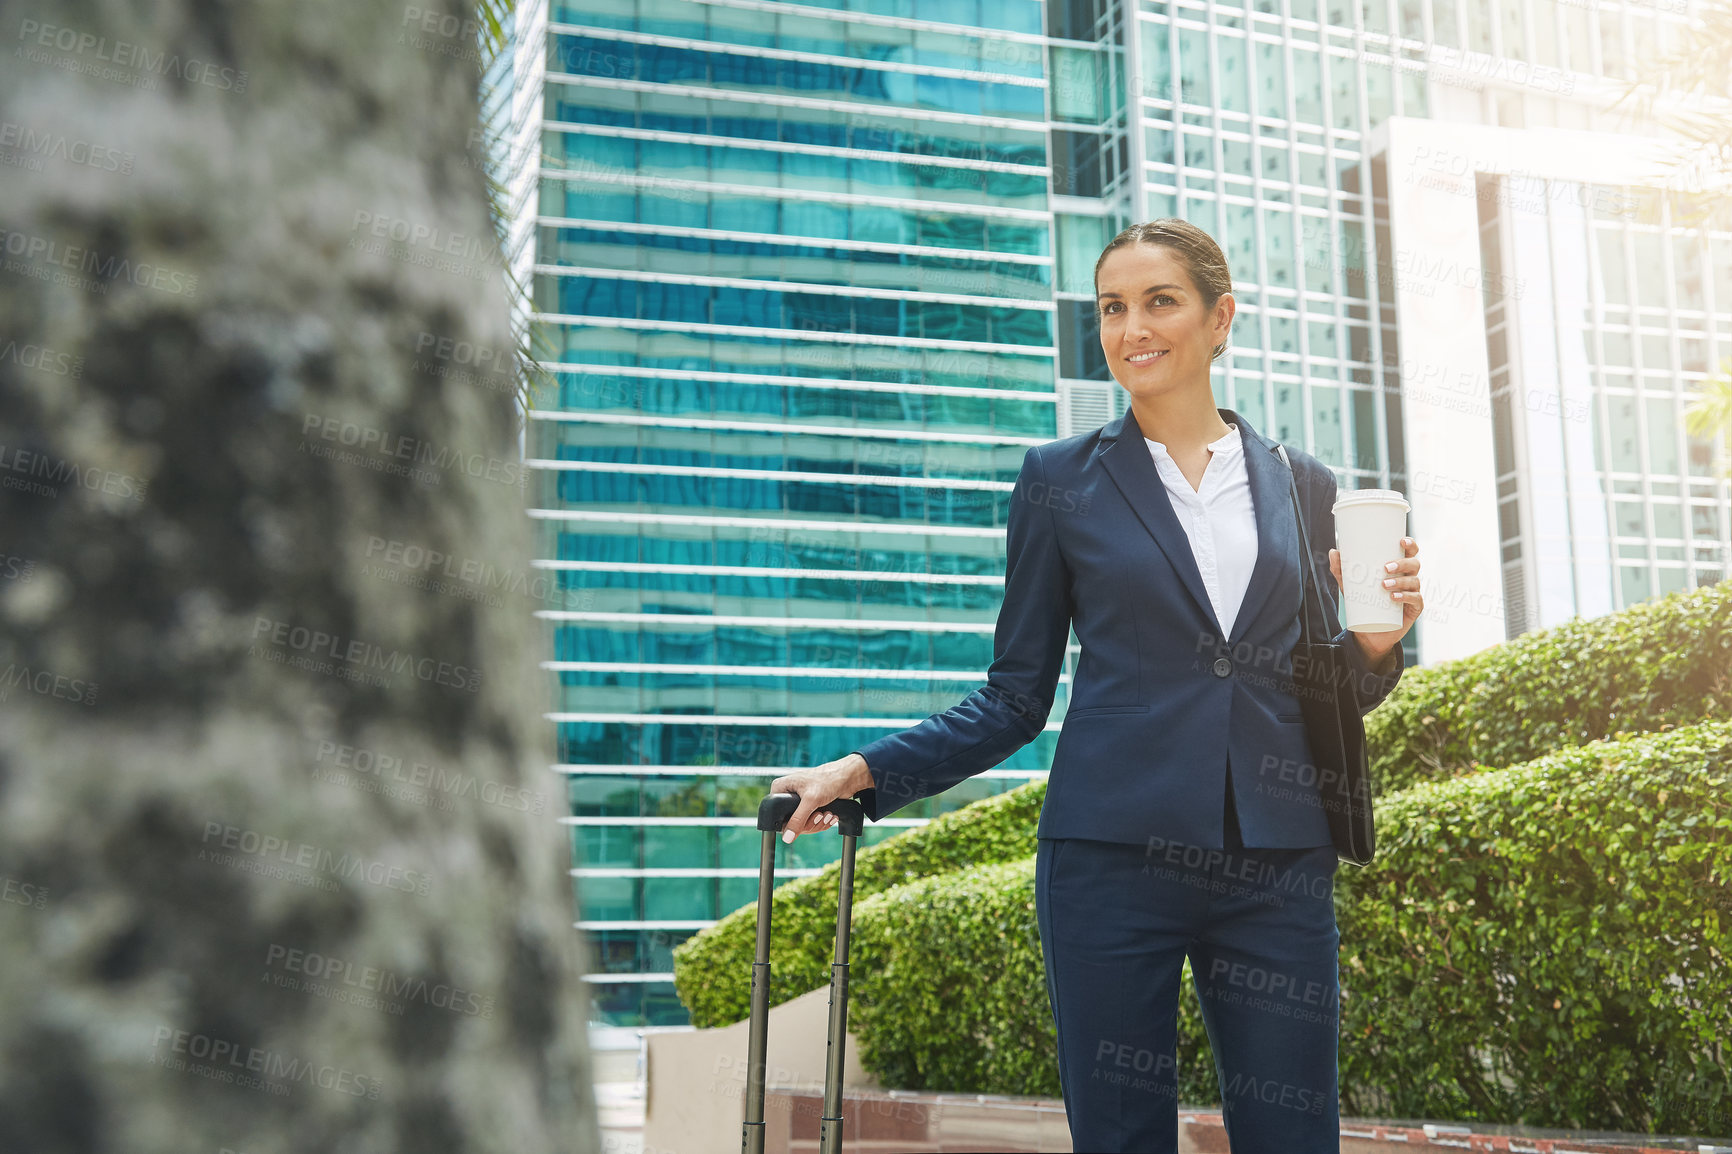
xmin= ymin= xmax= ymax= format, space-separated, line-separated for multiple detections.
xmin=1275 ymin=444 xmax=1376 ymax=866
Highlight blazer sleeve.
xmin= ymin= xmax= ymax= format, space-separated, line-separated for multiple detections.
xmin=845 ymin=445 xmax=1076 ymax=821
xmin=1297 ymin=457 xmax=1406 ymax=715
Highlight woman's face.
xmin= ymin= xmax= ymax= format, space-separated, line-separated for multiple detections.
xmin=1095 ymin=243 xmax=1233 ymax=398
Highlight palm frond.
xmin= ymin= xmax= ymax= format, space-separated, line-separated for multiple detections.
xmin=474 ymin=0 xmax=514 ymax=70
xmin=1598 ymin=0 xmax=1731 ymax=205
xmin=1684 ymin=362 xmax=1732 ymax=480
xmin=1602 ymin=2 xmax=1732 ymax=472
xmin=470 ymin=0 xmax=556 ymax=425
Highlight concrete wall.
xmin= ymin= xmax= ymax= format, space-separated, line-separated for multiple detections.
xmin=1366 ymin=116 xmax=1681 ymax=658
xmin=643 ymin=985 xmax=881 ymax=1154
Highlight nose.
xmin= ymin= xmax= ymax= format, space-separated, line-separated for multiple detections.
xmin=1122 ymin=305 xmax=1157 ymax=347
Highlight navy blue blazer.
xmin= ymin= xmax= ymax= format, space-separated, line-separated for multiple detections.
xmin=850 ymin=405 xmax=1406 ymax=849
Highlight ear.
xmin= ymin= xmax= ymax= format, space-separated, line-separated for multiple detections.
xmin=1214 ymin=291 xmax=1235 ymax=331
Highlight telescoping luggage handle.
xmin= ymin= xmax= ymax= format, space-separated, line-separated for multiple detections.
xmin=742 ymin=792 xmax=866 ymax=1154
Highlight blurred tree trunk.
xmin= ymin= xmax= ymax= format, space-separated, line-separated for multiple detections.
xmin=0 ymin=0 xmax=597 ymax=1150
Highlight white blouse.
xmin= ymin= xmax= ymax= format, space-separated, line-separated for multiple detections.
xmin=1144 ymin=423 xmax=1259 ymax=642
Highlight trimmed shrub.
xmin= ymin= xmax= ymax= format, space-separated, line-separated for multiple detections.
xmin=1367 ymin=582 xmax=1732 ymax=793
xmin=1335 ymin=717 xmax=1732 ymax=1133
xmin=675 ymin=582 xmax=1732 ymax=1134
xmin=832 ymin=719 xmax=1732 ymax=1138
xmin=672 ymin=778 xmax=1048 ymax=1028
xmin=848 ymin=858 xmax=1053 ymax=1094
xmin=679 ymin=585 xmax=1732 ymax=1032
xmin=677 ymin=584 xmax=1732 ymax=1029
xmin=847 ymin=856 xmax=1222 ymax=1103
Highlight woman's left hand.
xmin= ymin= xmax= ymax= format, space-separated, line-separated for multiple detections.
xmin=1328 ymin=535 xmax=1421 ymax=666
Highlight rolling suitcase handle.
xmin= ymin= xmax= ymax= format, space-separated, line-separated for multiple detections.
xmin=742 ymin=792 xmax=867 ymax=1154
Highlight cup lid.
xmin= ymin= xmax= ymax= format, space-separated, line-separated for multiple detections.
xmin=1333 ymin=488 xmax=1410 ymax=512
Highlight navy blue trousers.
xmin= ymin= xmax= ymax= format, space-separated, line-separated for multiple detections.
xmin=1034 ymin=775 xmax=1342 ymax=1152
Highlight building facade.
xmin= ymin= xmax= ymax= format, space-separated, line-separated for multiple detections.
xmin=502 ymin=0 xmax=1732 ymax=1026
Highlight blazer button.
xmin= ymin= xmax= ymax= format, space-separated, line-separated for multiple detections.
xmin=1212 ymin=656 xmax=1232 ymax=677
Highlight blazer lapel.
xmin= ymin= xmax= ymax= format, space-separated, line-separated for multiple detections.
xmin=1227 ymin=408 xmax=1300 ymax=649
xmin=1093 ymin=405 xmax=1298 ymax=650
xmin=1095 ymin=407 xmax=1222 ymax=639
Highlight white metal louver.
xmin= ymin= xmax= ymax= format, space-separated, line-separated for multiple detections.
xmin=1057 ymin=379 xmax=1118 ymax=439
xmin=1501 ymin=560 xmax=1530 ymax=639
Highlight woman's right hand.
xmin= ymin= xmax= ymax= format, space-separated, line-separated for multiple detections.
xmin=770 ymin=753 xmax=875 ymax=844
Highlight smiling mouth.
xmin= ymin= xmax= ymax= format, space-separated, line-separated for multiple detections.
xmin=1126 ymin=350 xmax=1170 ymax=363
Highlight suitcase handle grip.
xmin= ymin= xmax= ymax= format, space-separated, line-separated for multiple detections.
xmin=756 ymin=792 xmax=865 ymax=837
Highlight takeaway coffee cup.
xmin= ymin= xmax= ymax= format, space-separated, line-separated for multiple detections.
xmin=1333 ymin=489 xmax=1411 ymax=631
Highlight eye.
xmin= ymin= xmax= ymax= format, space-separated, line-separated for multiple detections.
xmin=1153 ymin=295 xmax=1176 ymax=306
xmin=1099 ymin=301 xmax=1122 ymax=315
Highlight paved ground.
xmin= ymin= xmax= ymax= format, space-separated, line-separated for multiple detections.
xmin=586 ymin=1028 xmax=1730 ymax=1154
xmin=596 ymin=1079 xmax=646 ymax=1154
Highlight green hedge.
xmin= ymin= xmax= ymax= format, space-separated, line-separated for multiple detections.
xmin=847 ymin=856 xmax=1222 ymax=1104
xmin=1367 ymin=581 xmax=1732 ymax=793
xmin=848 ymin=859 xmax=1054 ymax=1094
xmin=678 ymin=585 xmax=1732 ymax=1031
xmin=677 ymin=584 xmax=1732 ymax=1028
xmin=1335 ymin=716 xmax=1732 ymax=1133
xmin=671 ymin=778 xmax=1048 ymax=1028
xmin=835 ymin=718 xmax=1732 ymax=1137
xmin=675 ymin=582 xmax=1732 ymax=1136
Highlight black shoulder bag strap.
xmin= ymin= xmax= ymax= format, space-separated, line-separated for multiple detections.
xmin=1275 ymin=443 xmax=1376 ymax=865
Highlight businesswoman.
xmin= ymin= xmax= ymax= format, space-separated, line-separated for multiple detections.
xmin=772 ymin=219 xmax=1424 ymax=1153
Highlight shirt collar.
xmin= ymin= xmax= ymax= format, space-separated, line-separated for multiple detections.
xmin=1144 ymin=423 xmax=1240 ymax=459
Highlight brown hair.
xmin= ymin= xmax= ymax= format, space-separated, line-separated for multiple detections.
xmin=1094 ymin=218 xmax=1234 ymax=361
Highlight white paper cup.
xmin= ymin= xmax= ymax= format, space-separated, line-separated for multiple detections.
xmin=1333 ymin=489 xmax=1411 ymax=631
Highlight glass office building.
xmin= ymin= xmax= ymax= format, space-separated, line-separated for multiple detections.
xmin=517 ymin=0 xmax=1061 ymax=1027
xmin=1475 ymin=175 xmax=1732 ymax=634
xmin=503 ymin=0 xmax=1731 ymax=1024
